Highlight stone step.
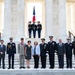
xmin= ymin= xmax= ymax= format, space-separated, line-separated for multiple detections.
xmin=3 ymin=59 xmax=75 ymax=63
xmin=1 ymin=54 xmax=75 ymax=68
xmin=3 ymin=56 xmax=75 ymax=61
xmin=1 ymin=60 xmax=75 ymax=67
xmin=1 ymin=63 xmax=75 ymax=67
xmin=4 ymin=54 xmax=75 ymax=58
xmin=0 ymin=65 xmax=75 ymax=69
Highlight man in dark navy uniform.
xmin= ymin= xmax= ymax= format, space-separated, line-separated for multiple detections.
xmin=72 ymin=37 xmax=75 ymax=57
xmin=0 ymin=40 xmax=6 ymax=69
xmin=47 ymin=36 xmax=56 ymax=69
xmin=37 ymin=21 xmax=42 ymax=38
xmin=28 ymin=21 xmax=32 ymax=38
xmin=32 ymin=22 xmax=37 ymax=38
xmin=72 ymin=37 xmax=75 ymax=68
xmin=40 ymin=38 xmax=47 ymax=69
xmin=65 ymin=38 xmax=73 ymax=68
xmin=7 ymin=37 xmax=16 ymax=69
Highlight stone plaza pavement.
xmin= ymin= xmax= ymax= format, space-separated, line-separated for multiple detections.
xmin=0 ymin=69 xmax=75 ymax=75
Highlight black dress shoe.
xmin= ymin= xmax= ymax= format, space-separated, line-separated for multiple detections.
xmin=49 ymin=67 xmax=54 ymax=69
xmin=20 ymin=67 xmax=22 ymax=69
xmin=20 ymin=67 xmax=25 ymax=69
xmin=59 ymin=67 xmax=63 ymax=69
xmin=34 ymin=67 xmax=38 ymax=69
xmin=23 ymin=67 xmax=25 ymax=69
xmin=12 ymin=68 xmax=14 ymax=69
xmin=8 ymin=68 xmax=10 ymax=69
xmin=41 ymin=67 xmax=45 ymax=69
xmin=42 ymin=68 xmax=46 ymax=69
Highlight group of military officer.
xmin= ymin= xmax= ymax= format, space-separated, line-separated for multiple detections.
xmin=28 ymin=21 xmax=42 ymax=38
xmin=0 ymin=36 xmax=75 ymax=69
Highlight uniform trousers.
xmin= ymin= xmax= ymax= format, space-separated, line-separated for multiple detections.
xmin=8 ymin=54 xmax=14 ymax=68
xmin=66 ymin=54 xmax=72 ymax=68
xmin=0 ymin=54 xmax=5 ymax=69
xmin=41 ymin=56 xmax=46 ymax=68
xmin=49 ymin=54 xmax=55 ymax=68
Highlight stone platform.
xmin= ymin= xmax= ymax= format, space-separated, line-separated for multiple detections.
xmin=0 ymin=69 xmax=75 ymax=75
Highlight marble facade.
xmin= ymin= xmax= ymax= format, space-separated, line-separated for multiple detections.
xmin=1 ymin=0 xmax=68 ymax=43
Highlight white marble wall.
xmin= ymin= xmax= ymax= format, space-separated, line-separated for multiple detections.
xmin=2 ymin=0 xmax=25 ymax=42
xmin=11 ymin=0 xmax=18 ymax=39
xmin=66 ymin=3 xmax=71 ymax=35
xmin=73 ymin=4 xmax=75 ymax=35
xmin=66 ymin=3 xmax=75 ymax=37
xmin=2 ymin=0 xmax=12 ymax=42
xmin=17 ymin=0 xmax=25 ymax=41
xmin=58 ymin=0 xmax=67 ymax=42
xmin=45 ymin=0 xmax=67 ymax=42
xmin=52 ymin=0 xmax=59 ymax=41
xmin=0 ymin=4 xmax=3 ymax=33
xmin=45 ymin=0 xmax=53 ymax=41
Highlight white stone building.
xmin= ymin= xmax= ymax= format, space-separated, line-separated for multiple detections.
xmin=0 ymin=0 xmax=75 ymax=43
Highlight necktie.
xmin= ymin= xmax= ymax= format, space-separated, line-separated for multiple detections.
xmin=21 ymin=43 xmax=23 ymax=45
xmin=50 ymin=41 xmax=52 ymax=43
xmin=59 ymin=43 xmax=62 ymax=46
xmin=1 ymin=45 xmax=3 ymax=48
xmin=34 ymin=46 xmax=36 ymax=55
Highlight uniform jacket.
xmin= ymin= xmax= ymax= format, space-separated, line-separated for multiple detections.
xmin=32 ymin=24 xmax=37 ymax=30
xmin=40 ymin=43 xmax=47 ymax=56
xmin=28 ymin=24 xmax=32 ymax=31
xmin=65 ymin=43 xmax=73 ymax=55
xmin=47 ymin=41 xmax=56 ymax=54
xmin=72 ymin=41 xmax=75 ymax=55
xmin=37 ymin=24 xmax=42 ymax=30
xmin=7 ymin=42 xmax=16 ymax=55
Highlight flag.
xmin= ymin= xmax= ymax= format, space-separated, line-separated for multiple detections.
xmin=32 ymin=6 xmax=36 ymax=22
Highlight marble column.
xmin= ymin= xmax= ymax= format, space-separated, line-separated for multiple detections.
xmin=45 ymin=0 xmax=53 ymax=41
xmin=66 ymin=3 xmax=71 ymax=35
xmin=17 ymin=0 xmax=25 ymax=41
xmin=53 ymin=0 xmax=59 ymax=41
xmin=42 ymin=2 xmax=45 ymax=38
xmin=11 ymin=0 xmax=18 ymax=40
xmin=2 ymin=0 xmax=12 ymax=43
xmin=58 ymin=0 xmax=67 ymax=42
xmin=73 ymin=4 xmax=75 ymax=35
xmin=0 ymin=4 xmax=2 ymax=33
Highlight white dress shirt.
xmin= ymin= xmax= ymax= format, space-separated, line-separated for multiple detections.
xmin=32 ymin=45 xmax=40 ymax=56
